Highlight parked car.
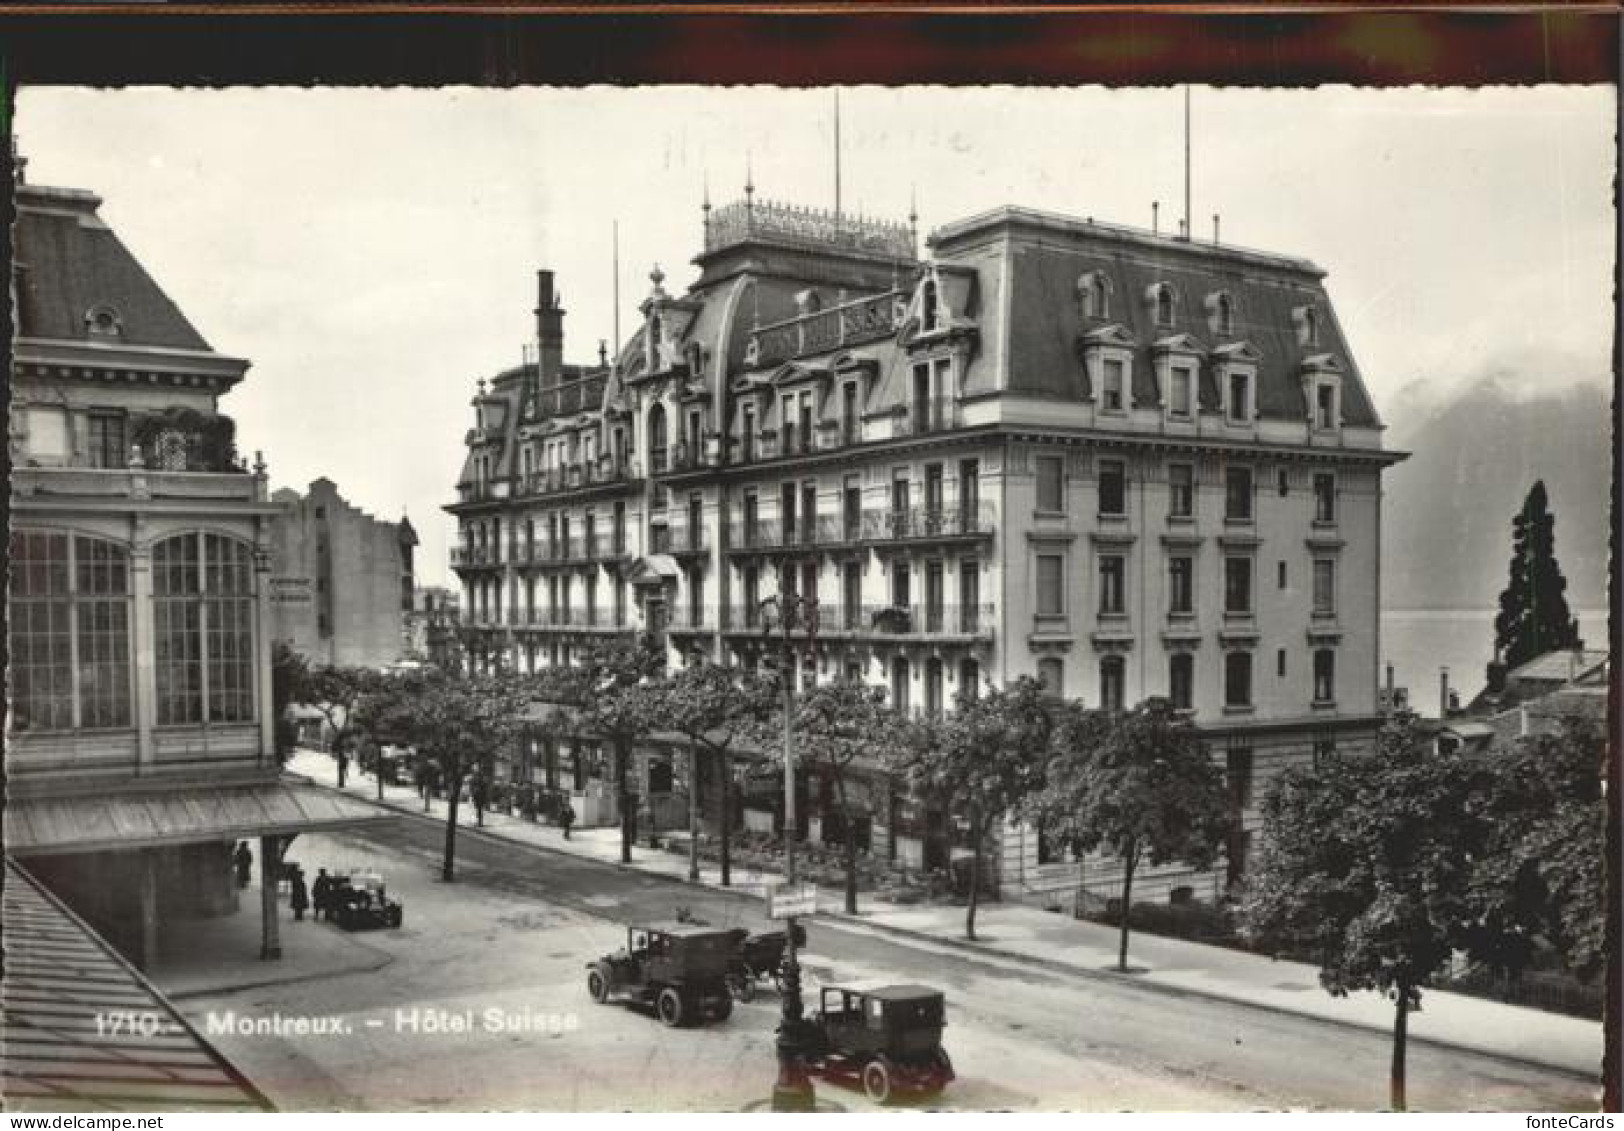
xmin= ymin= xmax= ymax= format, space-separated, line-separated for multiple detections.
xmin=723 ymin=923 xmax=807 ymax=1002
xmin=585 ymin=923 xmax=735 ymax=1026
xmin=331 ymin=871 xmax=404 ymax=930
xmin=803 ymin=984 xmax=954 ymax=1104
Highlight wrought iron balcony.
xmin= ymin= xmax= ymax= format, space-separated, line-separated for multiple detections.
xmin=863 ymin=500 xmax=997 ymax=544
xmin=894 ymin=397 xmax=963 ymax=438
xmin=667 ymin=604 xmax=718 ymax=631
xmin=450 ymin=545 xmax=497 ymax=568
xmin=651 ymin=524 xmax=708 ymax=555
xmin=719 ymin=601 xmax=995 ymax=640
xmin=704 ymin=198 xmax=915 ymax=262
xmin=517 ymin=454 xmax=638 ymax=498
xmin=667 ymin=441 xmax=718 ymax=473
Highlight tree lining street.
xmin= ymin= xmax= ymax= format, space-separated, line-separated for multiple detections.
xmin=169 ymin=813 xmax=1600 ymax=1113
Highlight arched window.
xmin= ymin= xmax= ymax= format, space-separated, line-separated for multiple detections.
xmin=921 ymin=280 xmax=939 ymax=332
xmin=648 ymin=403 xmax=669 ymax=472
xmin=1155 ymin=284 xmax=1175 ymax=328
xmin=1215 ymin=292 xmax=1234 ymax=336
xmin=153 ymin=533 xmax=256 ymax=726
xmin=8 ymin=530 xmax=133 ymax=731
xmin=1079 ymin=272 xmax=1111 ymax=319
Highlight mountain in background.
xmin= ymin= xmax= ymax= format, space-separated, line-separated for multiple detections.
xmin=1381 ymin=380 xmax=1610 ymax=612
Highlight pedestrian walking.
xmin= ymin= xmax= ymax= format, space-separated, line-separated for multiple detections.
xmin=233 ymin=841 xmax=253 ymax=888
xmin=290 ymin=868 xmax=309 ymax=922
xmin=313 ymin=868 xmax=333 ymax=921
xmin=559 ymin=799 xmax=575 ymax=840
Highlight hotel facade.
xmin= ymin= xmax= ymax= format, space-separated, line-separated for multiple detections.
xmin=447 ymin=193 xmax=1403 ymax=899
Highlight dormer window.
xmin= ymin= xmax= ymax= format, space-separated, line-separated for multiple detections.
xmin=1079 ymin=323 xmax=1136 ymax=413
xmin=1226 ymin=370 xmax=1252 ymax=424
xmin=1101 ymin=358 xmax=1126 ymax=412
xmin=1078 ymin=271 xmax=1112 ymax=319
xmin=1168 ymin=363 xmax=1195 ymax=419
xmin=1315 ymin=383 xmax=1337 ymax=430
xmin=1294 ymin=303 xmax=1322 ymax=348
xmin=1300 ymin=354 xmax=1344 ymax=433
xmin=922 ymin=279 xmax=940 ymax=332
xmin=85 ymin=304 xmax=122 ymax=339
xmin=1153 ymin=284 xmax=1175 ymax=328
xmin=1212 ymin=340 xmax=1262 ymax=427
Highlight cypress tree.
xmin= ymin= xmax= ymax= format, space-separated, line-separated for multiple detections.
xmin=1492 ymin=481 xmax=1583 ymax=672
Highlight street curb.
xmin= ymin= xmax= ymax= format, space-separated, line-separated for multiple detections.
xmin=806 ymin=912 xmax=1600 ymax=1083
xmin=296 ymin=773 xmax=1600 ymax=1083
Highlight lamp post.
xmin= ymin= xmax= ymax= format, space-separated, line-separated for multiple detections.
xmin=760 ymin=592 xmax=818 ymax=1113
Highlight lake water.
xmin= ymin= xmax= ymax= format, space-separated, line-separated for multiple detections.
xmin=1380 ymin=608 xmax=1608 ymax=708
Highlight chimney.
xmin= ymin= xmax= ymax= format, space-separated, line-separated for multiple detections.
xmin=535 ymin=269 xmax=566 ymax=391
xmin=1384 ymin=663 xmax=1395 ymax=709
xmin=1439 ymin=667 xmax=1450 ymax=719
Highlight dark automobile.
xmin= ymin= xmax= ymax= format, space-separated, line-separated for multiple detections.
xmin=586 ymin=923 xmax=736 ymax=1027
xmin=803 ymin=985 xmax=954 ymax=1104
xmin=723 ymin=923 xmax=807 ymax=1002
xmin=331 ymin=872 xmax=404 ymax=931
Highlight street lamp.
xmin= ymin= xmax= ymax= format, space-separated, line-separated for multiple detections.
xmin=759 ymin=592 xmax=818 ymax=1113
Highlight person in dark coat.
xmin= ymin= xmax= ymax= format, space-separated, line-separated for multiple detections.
xmin=312 ymin=868 xmax=333 ymax=922
xmin=234 ymin=841 xmax=253 ymax=888
xmin=558 ymin=799 xmax=576 ymax=840
xmin=290 ymin=868 xmax=309 ymax=922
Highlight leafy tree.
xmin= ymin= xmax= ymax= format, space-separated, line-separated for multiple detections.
xmin=1463 ymin=716 xmax=1606 ymax=983
xmin=657 ymin=661 xmax=778 ymax=885
xmin=1493 ymin=480 xmax=1583 ymax=674
xmin=1241 ymin=716 xmax=1483 ymax=1112
xmin=1041 ymin=697 xmax=1227 ymax=971
xmin=905 ymin=678 xmax=1055 ymax=939
xmin=349 ymin=673 xmax=416 ymax=801
xmin=270 ymin=642 xmax=310 ymax=764
xmin=789 ymin=680 xmax=908 ymax=915
xmin=394 ymin=670 xmax=526 ymax=881
xmin=296 ymin=665 xmax=380 ymax=788
xmin=534 ymin=637 xmax=666 ymax=863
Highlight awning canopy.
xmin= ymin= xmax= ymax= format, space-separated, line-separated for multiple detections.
xmin=624 ymin=553 xmax=681 ymax=587
xmin=2 ymin=861 xmax=273 ymax=1112
xmin=5 ymin=779 xmax=394 ymax=857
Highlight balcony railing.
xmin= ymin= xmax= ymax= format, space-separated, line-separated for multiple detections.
xmin=521 ymin=608 xmax=626 ymax=630
xmin=667 ymin=441 xmax=718 ymax=473
xmin=724 ymin=517 xmax=782 ymax=552
xmin=518 ymin=454 xmax=638 ymax=498
xmin=528 ymin=372 xmax=608 ymax=421
xmin=450 ymin=545 xmax=498 ymax=567
xmin=720 ymin=601 xmax=995 ymax=639
xmin=894 ymin=397 xmax=963 ymax=438
xmin=651 ymin=525 xmax=708 ymax=555
xmin=667 ymin=605 xmax=718 ymax=631
xmin=863 ymin=500 xmax=998 ymax=542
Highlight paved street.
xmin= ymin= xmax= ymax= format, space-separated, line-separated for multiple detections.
xmin=170 ymin=814 xmax=1600 ymax=1113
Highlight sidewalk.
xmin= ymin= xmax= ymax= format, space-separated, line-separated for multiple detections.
xmin=150 ymin=874 xmax=394 ymax=1000
xmin=289 ymin=750 xmax=1602 ymax=1079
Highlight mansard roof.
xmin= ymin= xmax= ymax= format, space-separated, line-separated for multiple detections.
xmin=14 ymin=182 xmax=213 ymax=353
xmin=936 ymin=206 xmax=1382 ymax=429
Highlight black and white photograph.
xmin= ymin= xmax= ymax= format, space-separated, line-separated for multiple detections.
xmin=2 ymin=53 xmax=1613 ymax=1118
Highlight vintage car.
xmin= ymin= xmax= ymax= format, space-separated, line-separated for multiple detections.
xmin=585 ymin=923 xmax=736 ymax=1027
xmin=723 ymin=923 xmax=807 ymax=1002
xmin=803 ymin=985 xmax=954 ymax=1104
xmin=331 ymin=871 xmax=404 ymax=931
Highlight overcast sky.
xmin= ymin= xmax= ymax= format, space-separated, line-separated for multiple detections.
xmin=17 ymin=86 xmax=1614 ymax=587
